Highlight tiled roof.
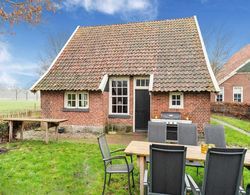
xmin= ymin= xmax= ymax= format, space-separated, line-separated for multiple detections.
xmin=32 ymin=16 xmax=216 ymax=92
xmin=217 ymin=44 xmax=250 ymax=83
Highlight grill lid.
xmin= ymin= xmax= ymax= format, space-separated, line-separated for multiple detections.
xmin=160 ymin=112 xmax=181 ymax=120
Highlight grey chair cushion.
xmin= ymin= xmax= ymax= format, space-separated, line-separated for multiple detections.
xmin=106 ymin=163 xmax=134 ymax=173
xmin=148 ymin=121 xmax=166 ymax=143
xmin=204 ymin=124 xmax=226 ymax=148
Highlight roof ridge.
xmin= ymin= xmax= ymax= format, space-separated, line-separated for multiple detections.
xmin=78 ymin=16 xmax=195 ymax=29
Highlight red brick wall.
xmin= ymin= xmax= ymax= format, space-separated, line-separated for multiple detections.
xmin=41 ymin=91 xmax=106 ymax=126
xmin=151 ymin=92 xmax=211 ymax=132
xmin=211 ymin=73 xmax=250 ymax=103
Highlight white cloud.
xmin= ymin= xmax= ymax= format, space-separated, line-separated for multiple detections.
xmin=0 ymin=41 xmax=38 ymax=88
xmin=64 ymin=0 xmax=158 ymax=21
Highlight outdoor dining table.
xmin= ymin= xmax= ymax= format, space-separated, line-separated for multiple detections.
xmin=124 ymin=141 xmax=250 ymax=195
xmin=3 ymin=118 xmax=68 ymax=144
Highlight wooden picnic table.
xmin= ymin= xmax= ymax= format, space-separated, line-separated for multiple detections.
xmin=124 ymin=141 xmax=250 ymax=195
xmin=3 ymin=118 xmax=68 ymax=144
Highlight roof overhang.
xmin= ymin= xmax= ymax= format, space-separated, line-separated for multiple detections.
xmin=98 ymin=74 xmax=109 ymax=92
xmin=219 ymin=59 xmax=250 ymax=85
xmin=194 ymin=16 xmax=220 ymax=92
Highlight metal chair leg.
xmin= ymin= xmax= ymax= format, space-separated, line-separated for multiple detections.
xmin=108 ymin=173 xmax=112 ymax=186
xmin=128 ymin=172 xmax=132 ymax=195
xmin=102 ymin=173 xmax=107 ymax=195
xmin=196 ymin=167 xmax=199 ymax=176
xmin=132 ymin=170 xmax=135 ymax=188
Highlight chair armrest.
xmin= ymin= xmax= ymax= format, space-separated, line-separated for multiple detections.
xmin=185 ymin=174 xmax=191 ymax=192
xmin=187 ymin=174 xmax=201 ymax=195
xmin=103 ymin=155 xmax=130 ymax=171
xmin=144 ymin=169 xmax=148 ymax=186
xmin=239 ymin=186 xmax=246 ymax=195
xmin=110 ymin=148 xmax=125 ymax=154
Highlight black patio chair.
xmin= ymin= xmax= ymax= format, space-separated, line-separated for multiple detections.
xmin=148 ymin=121 xmax=166 ymax=143
xmin=187 ymin=147 xmax=247 ymax=195
xmin=144 ymin=144 xmax=192 ymax=195
xmin=177 ymin=123 xmax=204 ymax=175
xmin=97 ymin=134 xmax=135 ymax=195
xmin=204 ymin=124 xmax=226 ymax=148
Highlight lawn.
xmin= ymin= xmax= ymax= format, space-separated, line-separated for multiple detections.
xmin=212 ymin=114 xmax=250 ymax=132
xmin=0 ymin=100 xmax=40 ymax=114
xmin=0 ymin=128 xmax=249 ymax=195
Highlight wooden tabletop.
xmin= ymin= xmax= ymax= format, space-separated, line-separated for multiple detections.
xmin=125 ymin=141 xmax=250 ymax=168
xmin=2 ymin=118 xmax=68 ymax=123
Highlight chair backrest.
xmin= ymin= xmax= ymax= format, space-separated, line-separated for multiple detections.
xmin=202 ymin=148 xmax=246 ymax=195
xmin=149 ymin=144 xmax=187 ymax=195
xmin=148 ymin=121 xmax=166 ymax=143
xmin=177 ymin=123 xmax=198 ymax=146
xmin=204 ymin=124 xmax=226 ymax=148
xmin=97 ymin=134 xmax=111 ymax=165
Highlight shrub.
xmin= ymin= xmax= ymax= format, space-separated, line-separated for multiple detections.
xmin=0 ymin=122 xmax=8 ymax=143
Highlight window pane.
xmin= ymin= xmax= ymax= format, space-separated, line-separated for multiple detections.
xmin=118 ymin=106 xmax=122 ymax=113
xmin=123 ymin=106 xmax=127 ymax=113
xmin=68 ymin=94 xmax=71 ymax=100
xmin=141 ymin=79 xmax=145 ymax=86
xmin=84 ymin=101 xmax=88 ymax=107
xmin=172 ymin=95 xmax=176 ymax=100
xmin=117 ymin=81 xmax=122 ymax=87
xmin=136 ymin=80 xmax=140 ymax=86
xmin=112 ymin=88 xmax=117 ymax=95
xmin=123 ymin=81 xmax=127 ymax=87
xmin=176 ymin=100 xmax=181 ymax=105
xmin=79 ymin=94 xmax=82 ymax=100
xmin=79 ymin=101 xmax=82 ymax=107
xmin=176 ymin=95 xmax=180 ymax=100
xmin=84 ymin=94 xmax=88 ymax=100
xmin=123 ymin=97 xmax=127 ymax=104
xmin=172 ymin=100 xmax=176 ymax=105
xmin=112 ymin=106 xmax=116 ymax=113
xmin=118 ymin=97 xmax=122 ymax=104
xmin=72 ymin=101 xmax=76 ymax=107
xmin=118 ymin=88 xmax=122 ymax=95
xmin=146 ymin=79 xmax=149 ymax=86
xmin=112 ymin=81 xmax=116 ymax=87
xmin=123 ymin=88 xmax=127 ymax=95
xmin=112 ymin=97 xmax=117 ymax=104
xmin=72 ymin=94 xmax=76 ymax=100
xmin=68 ymin=101 xmax=71 ymax=107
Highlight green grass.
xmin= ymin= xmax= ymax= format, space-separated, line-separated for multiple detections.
xmin=0 ymin=136 xmax=249 ymax=194
xmin=0 ymin=100 xmax=40 ymax=114
xmin=212 ymin=114 xmax=250 ymax=132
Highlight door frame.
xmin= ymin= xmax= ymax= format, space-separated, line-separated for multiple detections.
xmin=133 ymin=77 xmax=150 ymax=132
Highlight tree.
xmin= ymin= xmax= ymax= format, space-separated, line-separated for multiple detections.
xmin=0 ymin=0 xmax=59 ymax=25
xmin=37 ymin=32 xmax=68 ymax=75
xmin=204 ymin=26 xmax=234 ymax=75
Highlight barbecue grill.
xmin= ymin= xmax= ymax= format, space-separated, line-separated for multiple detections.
xmin=151 ymin=112 xmax=192 ymax=142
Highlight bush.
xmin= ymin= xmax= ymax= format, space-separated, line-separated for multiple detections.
xmin=0 ymin=122 xmax=8 ymax=143
xmin=211 ymin=102 xmax=250 ymax=119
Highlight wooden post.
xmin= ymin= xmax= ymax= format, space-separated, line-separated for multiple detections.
xmin=20 ymin=122 xmax=24 ymax=140
xmin=45 ymin=122 xmax=49 ymax=144
xmin=9 ymin=121 xmax=13 ymax=142
xmin=138 ymin=156 xmax=145 ymax=195
xmin=55 ymin=125 xmax=59 ymax=141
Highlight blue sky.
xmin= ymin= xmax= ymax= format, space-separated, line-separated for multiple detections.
xmin=0 ymin=0 xmax=250 ymax=89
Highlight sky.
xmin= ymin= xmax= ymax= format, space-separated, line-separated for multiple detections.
xmin=0 ymin=0 xmax=250 ymax=89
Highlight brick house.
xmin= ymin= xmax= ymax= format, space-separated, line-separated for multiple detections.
xmin=212 ymin=44 xmax=250 ymax=103
xmin=31 ymin=16 xmax=219 ymax=133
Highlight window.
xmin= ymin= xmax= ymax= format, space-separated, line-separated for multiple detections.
xmin=216 ymin=87 xmax=224 ymax=102
xmin=233 ymin=87 xmax=243 ymax=103
xmin=109 ymin=78 xmax=129 ymax=114
xmin=65 ymin=92 xmax=89 ymax=108
xmin=169 ymin=92 xmax=184 ymax=109
xmin=136 ymin=78 xmax=149 ymax=87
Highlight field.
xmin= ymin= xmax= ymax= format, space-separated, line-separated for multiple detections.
xmin=0 ymin=100 xmax=40 ymax=114
xmin=0 ymin=124 xmax=249 ymax=194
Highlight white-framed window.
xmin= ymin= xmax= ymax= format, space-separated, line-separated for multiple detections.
xmin=216 ymin=87 xmax=224 ymax=102
xmin=136 ymin=78 xmax=149 ymax=87
xmin=64 ymin=91 xmax=89 ymax=108
xmin=109 ymin=78 xmax=129 ymax=114
xmin=233 ymin=86 xmax=243 ymax=103
xmin=169 ymin=92 xmax=184 ymax=109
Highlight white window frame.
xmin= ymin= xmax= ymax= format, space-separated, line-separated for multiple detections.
xmin=216 ymin=87 xmax=224 ymax=102
xmin=169 ymin=92 xmax=184 ymax=109
xmin=233 ymin=86 xmax=243 ymax=103
xmin=134 ymin=77 xmax=150 ymax=89
xmin=109 ymin=77 xmax=130 ymax=115
xmin=64 ymin=91 xmax=89 ymax=109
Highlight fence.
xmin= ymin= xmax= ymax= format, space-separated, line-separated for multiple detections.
xmin=0 ymin=89 xmax=40 ymax=101
xmin=211 ymin=102 xmax=250 ymax=119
